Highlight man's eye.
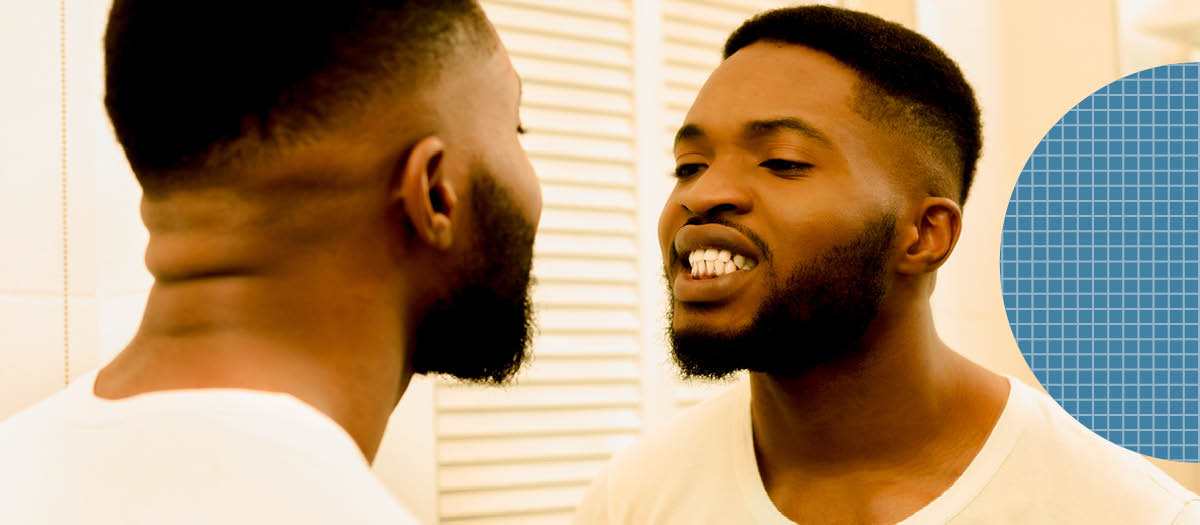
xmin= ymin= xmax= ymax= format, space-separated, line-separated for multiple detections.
xmin=517 ymin=125 xmax=528 ymax=135
xmin=759 ymin=159 xmax=812 ymax=173
xmin=673 ymin=163 xmax=706 ymax=178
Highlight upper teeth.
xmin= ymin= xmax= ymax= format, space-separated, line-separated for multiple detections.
xmin=687 ymin=248 xmax=756 ymax=277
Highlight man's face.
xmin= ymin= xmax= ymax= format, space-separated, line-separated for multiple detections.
xmin=658 ymin=42 xmax=904 ymax=378
xmin=410 ymin=41 xmax=543 ymax=384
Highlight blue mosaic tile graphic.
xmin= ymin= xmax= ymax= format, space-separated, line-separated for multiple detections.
xmin=1000 ymin=63 xmax=1200 ymax=462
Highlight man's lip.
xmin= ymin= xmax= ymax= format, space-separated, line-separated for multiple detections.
xmin=673 ymin=224 xmax=763 ymax=267
xmin=672 ymin=261 xmax=756 ymax=304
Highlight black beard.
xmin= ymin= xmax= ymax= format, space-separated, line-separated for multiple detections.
xmin=409 ymin=172 xmax=536 ymax=384
xmin=668 ymin=213 xmax=896 ymax=380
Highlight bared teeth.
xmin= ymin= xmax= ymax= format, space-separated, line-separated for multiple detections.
xmin=685 ymin=247 xmax=758 ymax=278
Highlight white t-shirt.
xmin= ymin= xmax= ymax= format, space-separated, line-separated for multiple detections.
xmin=0 ymin=368 xmax=420 ymax=524
xmin=575 ymin=376 xmax=1200 ymax=524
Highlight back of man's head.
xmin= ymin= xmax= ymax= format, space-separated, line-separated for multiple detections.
xmin=103 ymin=0 xmax=543 ymax=387
xmin=724 ymin=5 xmax=982 ymax=206
xmin=104 ymin=0 xmax=493 ymax=194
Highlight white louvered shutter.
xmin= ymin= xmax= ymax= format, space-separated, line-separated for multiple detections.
xmin=435 ymin=2 xmax=641 ymax=523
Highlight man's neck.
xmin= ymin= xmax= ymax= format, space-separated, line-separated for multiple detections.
xmin=748 ymin=304 xmax=1009 ymax=523
xmin=93 ymin=270 xmax=412 ymax=463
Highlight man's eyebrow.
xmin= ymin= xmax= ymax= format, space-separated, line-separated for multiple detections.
xmin=674 ymin=119 xmax=832 ymax=148
xmin=674 ymin=123 xmax=706 ymax=146
xmin=743 ymin=118 xmax=832 ymax=146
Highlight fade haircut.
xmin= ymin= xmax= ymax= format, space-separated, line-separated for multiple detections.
xmin=724 ymin=6 xmax=982 ymax=205
xmin=104 ymin=0 xmax=494 ymax=193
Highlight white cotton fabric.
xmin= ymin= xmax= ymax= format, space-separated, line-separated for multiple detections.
xmin=0 ymin=369 xmax=420 ymax=524
xmin=575 ymin=376 xmax=1200 ymax=524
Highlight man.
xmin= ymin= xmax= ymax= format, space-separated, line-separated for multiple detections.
xmin=576 ymin=6 xmax=1198 ymax=524
xmin=0 ymin=1 xmax=539 ymax=523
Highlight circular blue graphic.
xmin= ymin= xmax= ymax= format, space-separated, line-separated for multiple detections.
xmin=1001 ymin=63 xmax=1200 ymax=462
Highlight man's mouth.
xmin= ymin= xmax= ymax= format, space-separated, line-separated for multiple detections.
xmin=684 ymin=248 xmax=758 ymax=279
xmin=670 ymin=223 xmax=765 ymax=304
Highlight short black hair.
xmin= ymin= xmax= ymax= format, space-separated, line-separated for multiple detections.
xmin=104 ymin=1 xmax=493 ymax=190
xmin=724 ymin=6 xmax=982 ymax=205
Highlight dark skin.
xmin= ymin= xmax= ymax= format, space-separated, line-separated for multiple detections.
xmin=659 ymin=42 xmax=1010 ymax=524
xmin=92 ymin=37 xmax=541 ymax=464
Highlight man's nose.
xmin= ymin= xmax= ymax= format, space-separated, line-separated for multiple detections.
xmin=675 ymin=163 xmax=753 ymax=219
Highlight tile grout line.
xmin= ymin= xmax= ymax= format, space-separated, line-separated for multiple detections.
xmin=60 ymin=0 xmax=69 ymax=387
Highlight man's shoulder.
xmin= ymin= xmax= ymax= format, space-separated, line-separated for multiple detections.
xmin=601 ymin=379 xmax=748 ymax=496
xmin=1016 ymin=379 xmax=1193 ymax=494
xmin=973 ymin=379 xmax=1199 ymax=522
xmin=576 ymin=380 xmax=751 ymax=524
xmin=0 ymin=380 xmax=419 ymax=525
xmin=0 ymin=385 xmax=76 ymax=452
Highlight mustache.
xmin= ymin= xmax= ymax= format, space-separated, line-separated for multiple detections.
xmin=671 ymin=215 xmax=772 ymax=263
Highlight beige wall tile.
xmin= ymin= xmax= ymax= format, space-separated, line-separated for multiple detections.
xmin=67 ymin=295 xmax=99 ymax=382
xmin=0 ymin=296 xmax=66 ymax=420
xmin=0 ymin=2 xmax=65 ymax=295
xmin=97 ymin=291 xmax=147 ymax=364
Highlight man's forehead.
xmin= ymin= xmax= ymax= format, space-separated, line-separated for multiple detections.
xmin=696 ymin=41 xmax=864 ymax=115
xmin=685 ymin=42 xmax=862 ymax=131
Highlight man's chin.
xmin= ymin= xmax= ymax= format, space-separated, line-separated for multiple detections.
xmin=671 ymin=303 xmax=754 ymax=333
xmin=668 ymin=326 xmax=755 ymax=381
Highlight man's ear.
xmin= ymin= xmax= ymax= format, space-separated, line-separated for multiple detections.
xmin=896 ymin=197 xmax=962 ymax=275
xmin=397 ymin=136 xmax=458 ymax=251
